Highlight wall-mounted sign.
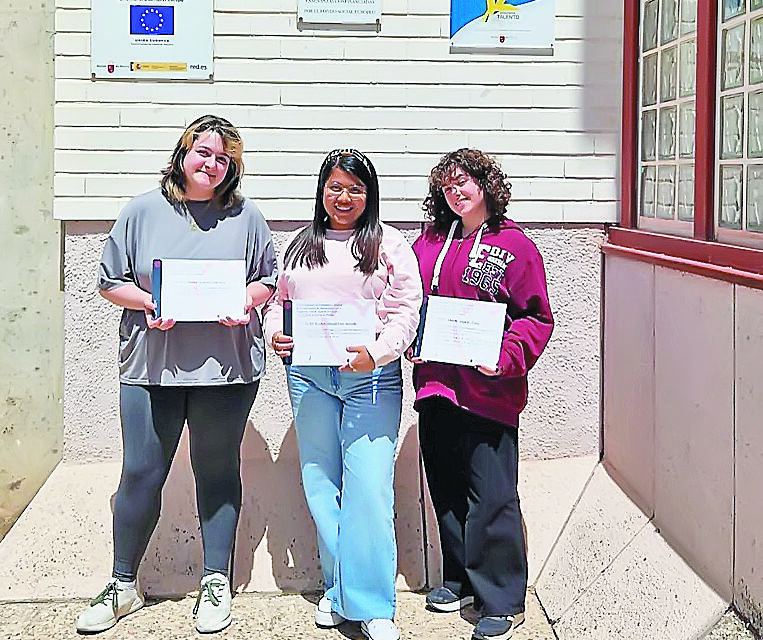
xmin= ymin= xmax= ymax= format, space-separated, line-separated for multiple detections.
xmin=450 ymin=0 xmax=555 ymax=53
xmin=91 ymin=0 xmax=214 ymax=80
xmin=297 ymin=0 xmax=381 ymax=24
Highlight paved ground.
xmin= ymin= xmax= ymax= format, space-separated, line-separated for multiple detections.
xmin=704 ymin=610 xmax=759 ymax=640
xmin=0 ymin=589 xmax=554 ymax=640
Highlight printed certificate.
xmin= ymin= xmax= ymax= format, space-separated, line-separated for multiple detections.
xmin=156 ymin=259 xmax=246 ymax=322
xmin=291 ymin=300 xmax=376 ymax=366
xmin=418 ymin=296 xmax=507 ymax=368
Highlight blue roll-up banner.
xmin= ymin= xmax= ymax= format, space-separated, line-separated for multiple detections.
xmin=450 ymin=0 xmax=555 ymax=52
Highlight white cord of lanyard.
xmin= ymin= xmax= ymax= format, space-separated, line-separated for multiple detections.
xmin=431 ymin=220 xmax=486 ymax=294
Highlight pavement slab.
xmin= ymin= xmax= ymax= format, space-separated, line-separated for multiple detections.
xmin=0 ymin=589 xmax=554 ymax=640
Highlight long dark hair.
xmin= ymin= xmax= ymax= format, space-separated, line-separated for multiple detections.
xmin=161 ymin=114 xmax=244 ymax=208
xmin=422 ymin=148 xmax=512 ymax=234
xmin=284 ymin=149 xmax=382 ymax=276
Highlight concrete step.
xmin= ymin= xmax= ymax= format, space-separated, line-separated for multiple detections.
xmin=0 ymin=447 xmax=599 ymax=601
xmin=535 ymin=463 xmax=730 ymax=639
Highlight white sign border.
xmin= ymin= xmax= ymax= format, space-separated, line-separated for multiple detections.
xmin=90 ymin=0 xmax=214 ymax=81
xmin=449 ymin=0 xmax=556 ymax=55
xmin=297 ymin=0 xmax=382 ymax=26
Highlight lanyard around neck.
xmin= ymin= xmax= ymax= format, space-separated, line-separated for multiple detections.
xmin=431 ymin=219 xmax=485 ymax=294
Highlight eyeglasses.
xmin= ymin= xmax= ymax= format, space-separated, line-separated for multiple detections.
xmin=442 ymin=178 xmax=472 ymax=196
xmin=325 ymin=183 xmax=368 ymax=198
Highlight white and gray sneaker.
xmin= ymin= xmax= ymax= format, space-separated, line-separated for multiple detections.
xmin=75 ymin=578 xmax=144 ymax=633
xmin=193 ymin=573 xmax=232 ymax=633
xmin=361 ymin=618 xmax=400 ymax=640
xmin=314 ymin=594 xmax=345 ymax=627
xmin=472 ymin=613 xmax=525 ymax=640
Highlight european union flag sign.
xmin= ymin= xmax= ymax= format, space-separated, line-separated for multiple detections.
xmin=130 ymin=5 xmax=174 ymax=35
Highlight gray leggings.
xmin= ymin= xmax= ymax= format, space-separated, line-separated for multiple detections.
xmin=112 ymin=382 xmax=258 ymax=581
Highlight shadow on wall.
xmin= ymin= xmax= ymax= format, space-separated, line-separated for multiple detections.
xmin=582 ymin=0 xmax=623 ymax=136
xmin=130 ymin=418 xmax=427 ymax=597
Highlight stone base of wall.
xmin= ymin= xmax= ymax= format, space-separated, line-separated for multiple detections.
xmin=63 ymin=222 xmax=605 ymax=464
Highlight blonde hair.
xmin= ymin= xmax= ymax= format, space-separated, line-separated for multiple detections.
xmin=161 ymin=115 xmax=244 ymax=208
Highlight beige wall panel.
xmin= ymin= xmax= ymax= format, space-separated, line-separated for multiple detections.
xmin=734 ymin=284 xmax=763 ymax=629
xmin=602 ymin=255 xmax=655 ymax=515
xmin=653 ymin=267 xmax=734 ymax=599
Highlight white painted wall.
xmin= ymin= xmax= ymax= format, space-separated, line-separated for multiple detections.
xmin=53 ymin=0 xmax=622 ymax=222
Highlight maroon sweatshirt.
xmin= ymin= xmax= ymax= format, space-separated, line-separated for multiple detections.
xmin=412 ymin=219 xmax=554 ymax=428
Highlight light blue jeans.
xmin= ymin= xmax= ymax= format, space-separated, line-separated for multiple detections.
xmin=286 ymin=360 xmax=402 ymax=621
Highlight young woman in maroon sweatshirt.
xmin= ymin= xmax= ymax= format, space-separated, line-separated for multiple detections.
xmin=408 ymin=148 xmax=553 ymax=640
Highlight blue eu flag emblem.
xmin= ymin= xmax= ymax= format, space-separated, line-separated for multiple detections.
xmin=130 ymin=5 xmax=174 ymax=35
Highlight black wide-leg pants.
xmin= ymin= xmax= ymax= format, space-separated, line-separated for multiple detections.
xmin=419 ymin=396 xmax=527 ymax=617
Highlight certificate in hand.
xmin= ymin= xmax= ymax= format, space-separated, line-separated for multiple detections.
xmin=153 ymin=259 xmax=246 ymax=322
xmin=290 ymin=300 xmax=376 ymax=366
xmin=416 ymin=296 xmax=507 ymax=368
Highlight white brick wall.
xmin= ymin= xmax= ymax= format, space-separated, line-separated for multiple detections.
xmin=54 ymin=0 xmax=623 ymax=222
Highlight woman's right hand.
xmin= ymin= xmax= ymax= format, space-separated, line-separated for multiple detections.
xmin=143 ymin=299 xmax=176 ymax=331
xmin=272 ymin=331 xmax=294 ymax=359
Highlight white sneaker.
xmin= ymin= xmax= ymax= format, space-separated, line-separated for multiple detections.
xmin=361 ymin=618 xmax=400 ymax=640
xmin=75 ymin=578 xmax=144 ymax=633
xmin=193 ymin=573 xmax=232 ymax=633
xmin=315 ymin=594 xmax=345 ymax=627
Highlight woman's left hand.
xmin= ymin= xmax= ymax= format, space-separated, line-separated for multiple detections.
xmin=218 ymin=290 xmax=256 ymax=327
xmin=219 ymin=313 xmax=250 ymax=326
xmin=340 ymin=346 xmax=376 ymax=373
xmin=476 ymin=365 xmax=501 ymax=376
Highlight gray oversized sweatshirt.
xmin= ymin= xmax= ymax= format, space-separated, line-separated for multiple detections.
xmin=98 ymin=188 xmax=277 ymax=385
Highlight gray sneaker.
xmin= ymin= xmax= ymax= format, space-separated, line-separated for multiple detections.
xmin=75 ymin=578 xmax=144 ymax=633
xmin=194 ymin=573 xmax=232 ymax=633
xmin=426 ymin=585 xmax=475 ymax=612
xmin=472 ymin=613 xmax=525 ymax=640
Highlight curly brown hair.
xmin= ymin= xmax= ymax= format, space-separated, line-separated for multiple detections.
xmin=422 ymin=148 xmax=512 ymax=233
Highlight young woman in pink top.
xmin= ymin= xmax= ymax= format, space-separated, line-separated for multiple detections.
xmin=262 ymin=149 xmax=422 ymax=640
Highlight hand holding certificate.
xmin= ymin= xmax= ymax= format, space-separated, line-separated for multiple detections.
xmin=414 ymin=296 xmax=507 ymax=369
xmin=288 ymin=300 xmax=376 ymax=366
xmin=152 ymin=259 xmax=246 ymax=322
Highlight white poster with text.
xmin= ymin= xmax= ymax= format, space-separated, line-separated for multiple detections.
xmin=298 ymin=0 xmax=381 ymax=24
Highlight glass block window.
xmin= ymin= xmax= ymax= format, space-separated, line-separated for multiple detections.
xmin=717 ymin=0 xmax=763 ymax=233
xmin=638 ymin=0 xmax=697 ymax=224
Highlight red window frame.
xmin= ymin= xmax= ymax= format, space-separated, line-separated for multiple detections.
xmin=606 ymin=0 xmax=763 ymax=289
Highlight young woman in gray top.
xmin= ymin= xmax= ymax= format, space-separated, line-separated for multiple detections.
xmin=76 ymin=115 xmax=277 ymax=635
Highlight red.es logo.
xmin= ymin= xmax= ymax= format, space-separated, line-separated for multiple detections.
xmin=108 ymin=63 xmax=115 ymax=73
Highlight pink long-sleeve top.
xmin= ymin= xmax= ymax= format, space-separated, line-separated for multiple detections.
xmin=262 ymin=223 xmax=423 ymax=367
